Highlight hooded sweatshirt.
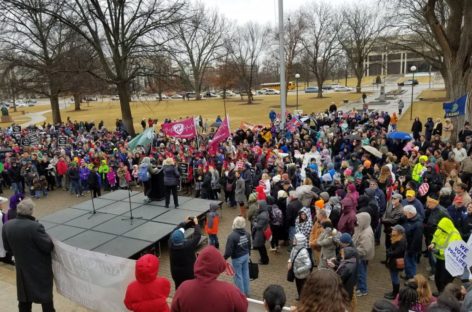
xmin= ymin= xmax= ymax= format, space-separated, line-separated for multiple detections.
xmin=353 ymin=212 xmax=375 ymax=261
xmin=171 ymin=246 xmax=248 ymax=312
xmin=124 ymin=254 xmax=171 ymax=312
xmin=432 ymin=217 xmax=462 ymax=260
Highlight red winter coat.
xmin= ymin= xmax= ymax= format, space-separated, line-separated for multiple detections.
xmin=124 ymin=254 xmax=171 ymax=312
xmin=56 ymin=160 xmax=68 ymax=176
xmin=171 ymin=246 xmax=248 ymax=312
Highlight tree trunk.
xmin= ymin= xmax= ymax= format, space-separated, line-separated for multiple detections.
xmin=50 ymin=94 xmax=62 ymax=124
xmin=117 ymin=82 xmax=135 ymax=136
xmin=73 ymin=93 xmax=81 ymax=111
xmin=317 ymin=79 xmax=323 ymax=98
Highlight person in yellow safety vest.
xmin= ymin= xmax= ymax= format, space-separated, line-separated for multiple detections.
xmin=428 ymin=217 xmax=462 ymax=293
xmin=412 ymin=155 xmax=428 ymax=183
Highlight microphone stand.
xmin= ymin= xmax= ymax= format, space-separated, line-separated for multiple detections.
xmin=122 ymin=183 xmax=142 ymax=225
xmin=87 ymin=189 xmax=103 ymax=219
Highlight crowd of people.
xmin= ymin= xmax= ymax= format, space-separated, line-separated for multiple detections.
xmin=3 ymin=105 xmax=472 ymax=311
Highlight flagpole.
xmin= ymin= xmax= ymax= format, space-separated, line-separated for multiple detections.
xmin=278 ymin=0 xmax=286 ymax=130
xmin=194 ymin=116 xmax=199 ymax=149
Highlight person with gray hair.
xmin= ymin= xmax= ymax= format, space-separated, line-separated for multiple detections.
xmin=403 ymin=204 xmax=423 ymax=280
xmin=2 ymin=198 xmax=55 ymax=311
xmin=224 ymin=216 xmax=252 ymax=296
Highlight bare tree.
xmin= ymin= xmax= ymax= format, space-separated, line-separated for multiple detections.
xmin=6 ymin=0 xmax=185 ymax=135
xmin=146 ymin=53 xmax=178 ymax=101
xmin=227 ymin=23 xmax=269 ymax=104
xmin=0 ymin=0 xmax=71 ymax=123
xmin=302 ymin=2 xmax=340 ymax=98
xmin=337 ymin=5 xmax=389 ymax=93
xmin=172 ymin=2 xmax=225 ymax=100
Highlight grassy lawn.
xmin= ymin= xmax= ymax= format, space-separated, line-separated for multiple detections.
xmin=397 ymin=89 xmax=447 ymax=132
xmin=42 ymin=92 xmax=363 ymax=130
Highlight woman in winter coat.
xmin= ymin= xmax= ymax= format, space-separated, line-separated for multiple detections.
xmin=267 ymin=196 xmax=284 ymax=252
xmin=252 ymin=202 xmax=270 ymax=265
xmin=163 ymin=158 xmax=180 ymax=208
xmin=246 ymin=192 xmax=258 ymax=222
xmin=288 ymin=233 xmax=312 ymax=299
xmin=124 ymin=254 xmax=171 ymax=312
xmin=384 ymin=224 xmax=407 ymax=300
xmin=353 ymin=212 xmax=375 ymax=297
xmin=337 ymin=196 xmax=357 ymax=235
xmin=235 ymin=171 xmax=247 ymax=211
xmin=411 ymin=118 xmax=423 ymax=141
xmin=334 ymin=246 xmax=358 ymax=302
xmin=317 ymin=220 xmax=340 ymax=268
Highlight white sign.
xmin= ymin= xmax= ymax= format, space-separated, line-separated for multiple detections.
xmin=52 ymin=240 xmax=135 ymax=312
xmin=445 ymin=240 xmax=472 ymax=277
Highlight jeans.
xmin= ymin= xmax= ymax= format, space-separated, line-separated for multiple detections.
xmin=232 ymin=254 xmax=250 ymax=296
xmin=405 ymin=252 xmax=418 ymax=279
xmin=289 ymin=226 xmax=296 ymax=242
xmin=80 ymin=179 xmax=88 ymax=191
xmin=19 ymin=301 xmax=55 ymax=312
xmin=70 ymin=180 xmax=81 ymax=195
xmin=165 ymin=185 xmax=179 ymax=207
xmin=12 ymin=182 xmax=23 ymax=194
xmin=390 ymin=269 xmax=399 ymax=285
xmin=357 ymin=259 xmax=368 ymax=293
xmin=209 ymin=234 xmax=219 ymax=249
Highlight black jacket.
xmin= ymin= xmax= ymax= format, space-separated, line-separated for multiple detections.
xmin=224 ymin=228 xmax=251 ymax=260
xmin=424 ymin=205 xmax=450 ymax=243
xmin=2 ymin=215 xmax=54 ymax=303
xmin=163 ymin=165 xmax=180 ymax=186
xmin=403 ymin=215 xmax=423 ymax=254
xmin=357 ymin=195 xmax=379 ymax=231
xmin=336 ymin=247 xmax=358 ymax=300
xmin=386 ymin=238 xmax=406 ymax=271
xmin=168 ymin=222 xmax=202 ymax=285
xmin=461 ymin=213 xmax=472 ymax=242
xmin=286 ymin=199 xmax=303 ymax=227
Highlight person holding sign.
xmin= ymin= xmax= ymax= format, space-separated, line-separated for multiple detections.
xmin=429 ymin=217 xmax=462 ymax=293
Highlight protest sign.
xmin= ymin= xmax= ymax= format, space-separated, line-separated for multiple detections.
xmin=162 ymin=117 xmax=197 ymax=139
xmin=445 ymin=240 xmax=472 ymax=277
xmin=52 ymin=240 xmax=135 ymax=312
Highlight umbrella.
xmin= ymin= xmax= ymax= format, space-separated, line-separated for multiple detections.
xmin=362 ymin=145 xmax=383 ymax=158
xmin=345 ymin=134 xmax=361 ymax=141
xmin=387 ymin=131 xmax=412 ymax=141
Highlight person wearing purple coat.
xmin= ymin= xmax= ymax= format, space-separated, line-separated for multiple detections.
xmin=337 ymin=196 xmax=357 ymax=235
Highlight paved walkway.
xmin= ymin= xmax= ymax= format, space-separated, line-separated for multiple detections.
xmin=20 ymin=110 xmax=51 ymax=127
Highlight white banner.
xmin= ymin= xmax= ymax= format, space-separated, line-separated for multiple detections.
xmin=52 ymin=240 xmax=135 ymax=312
xmin=445 ymin=240 xmax=472 ymax=277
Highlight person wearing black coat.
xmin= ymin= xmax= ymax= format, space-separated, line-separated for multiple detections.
xmin=2 ymin=198 xmax=55 ymax=312
xmin=461 ymin=202 xmax=472 ymax=242
xmin=334 ymin=246 xmax=358 ymax=301
xmin=425 ymin=117 xmax=434 ymax=141
xmin=163 ymin=158 xmax=180 ymax=208
xmin=286 ymin=194 xmax=303 ymax=244
xmin=411 ymin=118 xmax=423 ymax=141
xmin=252 ymin=202 xmax=270 ymax=265
xmin=402 ymin=205 xmax=423 ymax=280
xmin=357 ymin=195 xmax=379 ymax=235
xmin=168 ymin=217 xmax=202 ymax=289
xmin=87 ymin=166 xmax=101 ymax=198
xmin=384 ymin=224 xmax=407 ymax=300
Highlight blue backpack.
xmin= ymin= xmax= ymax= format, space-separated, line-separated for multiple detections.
xmin=138 ymin=164 xmax=150 ymax=182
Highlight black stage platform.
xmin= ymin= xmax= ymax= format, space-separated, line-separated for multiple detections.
xmin=39 ymin=190 xmax=220 ymax=259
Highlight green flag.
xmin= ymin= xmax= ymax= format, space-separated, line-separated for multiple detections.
xmin=128 ymin=127 xmax=155 ymax=152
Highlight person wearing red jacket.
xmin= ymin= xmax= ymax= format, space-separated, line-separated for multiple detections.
xmin=56 ymin=157 xmax=68 ymax=190
xmin=124 ymin=254 xmax=171 ymax=312
xmin=171 ymin=246 xmax=248 ymax=312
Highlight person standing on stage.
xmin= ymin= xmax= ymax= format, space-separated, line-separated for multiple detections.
xmin=163 ymin=158 xmax=180 ymax=208
xmin=2 ymin=198 xmax=55 ymax=312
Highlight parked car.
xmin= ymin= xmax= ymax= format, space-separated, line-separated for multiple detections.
xmin=264 ymin=89 xmax=280 ymax=95
xmin=398 ymin=79 xmax=419 ymax=86
xmin=304 ymin=87 xmax=319 ymax=93
xmin=111 ymin=95 xmax=120 ymax=100
xmin=203 ymin=92 xmax=218 ymax=98
xmin=170 ymin=94 xmax=183 ymax=99
xmin=334 ymin=86 xmax=353 ymax=92
xmin=322 ymin=85 xmax=334 ymax=90
xmin=218 ymin=90 xmax=236 ymax=97
xmin=84 ymin=96 xmax=97 ymax=101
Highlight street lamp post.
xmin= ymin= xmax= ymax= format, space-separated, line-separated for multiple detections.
xmin=295 ymin=73 xmax=300 ymax=111
xmin=409 ymin=65 xmax=417 ymax=121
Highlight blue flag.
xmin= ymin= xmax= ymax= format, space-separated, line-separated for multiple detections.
xmin=443 ymin=95 xmax=467 ymax=118
xmin=128 ymin=127 xmax=155 ymax=152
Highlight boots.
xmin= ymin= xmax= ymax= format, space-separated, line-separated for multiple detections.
xmin=384 ymin=283 xmax=400 ymax=300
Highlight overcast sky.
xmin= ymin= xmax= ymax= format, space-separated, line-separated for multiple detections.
xmin=200 ymin=0 xmax=358 ymax=25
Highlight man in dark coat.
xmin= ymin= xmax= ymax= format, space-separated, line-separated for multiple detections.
xmin=402 ymin=205 xmax=423 ymax=280
xmin=168 ymin=217 xmax=202 ymax=290
xmin=252 ymin=202 xmax=270 ymax=265
xmin=2 ymin=198 xmax=55 ymax=312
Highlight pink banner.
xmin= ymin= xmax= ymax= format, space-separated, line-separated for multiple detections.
xmin=161 ymin=117 xmax=197 ymax=139
xmin=209 ymin=116 xmax=231 ymax=154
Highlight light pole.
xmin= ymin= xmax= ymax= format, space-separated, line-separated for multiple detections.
xmin=409 ymin=65 xmax=417 ymax=121
xmin=295 ymin=73 xmax=300 ymax=111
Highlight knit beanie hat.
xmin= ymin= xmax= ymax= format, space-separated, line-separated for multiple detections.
xmin=170 ymin=228 xmax=185 ymax=246
xmin=339 ymin=233 xmax=352 ymax=245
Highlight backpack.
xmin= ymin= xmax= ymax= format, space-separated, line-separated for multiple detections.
xmin=138 ymin=164 xmax=150 ymax=182
xmin=270 ymin=204 xmax=283 ymax=226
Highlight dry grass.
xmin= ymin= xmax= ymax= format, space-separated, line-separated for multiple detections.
xmin=0 ymin=109 xmax=33 ymax=125
xmin=397 ymin=88 xmax=447 ymax=132
xmin=42 ymin=92 xmax=363 ymax=130
xmin=396 ymin=76 xmax=436 ymax=84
